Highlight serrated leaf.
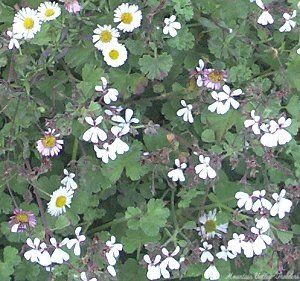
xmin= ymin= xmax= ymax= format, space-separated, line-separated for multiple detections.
xmin=173 ymin=0 xmax=194 ymax=21
xmin=275 ymin=229 xmax=293 ymax=244
xmin=139 ymin=53 xmax=173 ymax=80
xmin=201 ymin=128 xmax=215 ymax=143
xmin=167 ymin=27 xmax=195 ymax=51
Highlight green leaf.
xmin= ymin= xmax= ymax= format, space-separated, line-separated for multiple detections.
xmin=201 ymin=128 xmax=215 ymax=143
xmin=275 ymin=229 xmax=293 ymax=244
xmin=139 ymin=53 xmax=173 ymax=80
xmin=178 ymin=188 xmax=204 ymax=208
xmin=173 ymin=0 xmax=194 ymax=21
xmin=54 ymin=215 xmax=70 ymax=230
xmin=167 ymin=27 xmax=195 ymax=51
xmin=286 ymin=95 xmax=300 ymax=117
xmin=119 ymin=259 xmax=147 ymax=281
xmin=292 ymin=224 xmax=300 ymax=235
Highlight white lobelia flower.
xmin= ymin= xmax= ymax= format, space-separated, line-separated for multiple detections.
xmin=241 ymin=240 xmax=254 ymax=258
xmin=163 ymin=15 xmax=181 ymax=37
xmin=24 ymin=238 xmax=43 ymax=263
xmin=204 ymin=265 xmax=220 ymax=281
xmin=95 ymin=77 xmax=119 ymax=104
xmin=167 ymin=159 xmax=187 ymax=182
xmin=216 ymin=245 xmax=237 ymax=261
xmin=113 ymin=3 xmax=142 ymax=32
xmin=12 ymin=7 xmax=41 ymax=39
xmin=235 ymin=191 xmax=254 ymax=211
xmin=107 ymin=265 xmax=117 ymax=277
xmin=37 ymin=1 xmax=61 ymax=22
xmin=6 ymin=30 xmax=22 ymax=49
xmin=199 ymin=242 xmax=214 ymax=263
xmin=227 ymin=233 xmax=246 ymax=255
xmin=67 ymin=227 xmax=86 ymax=256
xmin=94 ymin=143 xmax=117 ymax=163
xmin=111 ymin=108 xmax=139 ymax=136
xmin=105 ymin=236 xmax=123 ymax=266
xmin=244 ymin=110 xmax=261 ymax=135
xmin=102 ymin=42 xmax=128 ymax=67
xmin=251 ymin=226 xmax=272 ymax=255
xmin=110 ymin=126 xmax=129 ymax=155
xmin=297 ymin=48 xmax=300 ymax=55
xmin=36 ymin=128 xmax=64 ymax=157
xmin=61 ymin=169 xmax=78 ymax=190
xmin=92 ymin=25 xmax=120 ymax=51
xmin=255 ymin=217 xmax=270 ymax=232
xmin=195 ymin=155 xmax=217 ymax=180
xmin=80 ymin=272 xmax=97 ymax=281
xmin=260 ymin=117 xmax=292 ymax=147
xmin=218 ymin=85 xmax=243 ymax=113
xmin=208 ymin=91 xmax=227 ymax=115
xmin=196 ymin=209 xmax=228 ymax=240
xmin=279 ymin=10 xmax=297 ymax=32
xmin=254 ymin=0 xmax=274 ymax=25
xmin=176 ymin=100 xmax=194 ymax=123
xmin=270 ymin=189 xmax=293 ymax=219
xmin=143 ymin=254 xmax=162 ymax=280
xmin=160 ymin=246 xmax=181 ymax=279
xmin=50 ymin=237 xmax=70 ymax=264
xmin=105 ymin=105 xmax=123 ymax=117
xmin=82 ymin=116 xmax=107 ymax=143
xmin=47 ymin=186 xmax=74 ymax=216
xmin=252 ymin=189 xmax=272 ymax=212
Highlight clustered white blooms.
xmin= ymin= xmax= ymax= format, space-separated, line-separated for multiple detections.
xmin=8 ymin=1 xmax=62 ymax=50
xmin=244 ymin=112 xmax=292 ymax=147
xmin=105 ymin=236 xmax=123 ymax=277
xmin=24 ymin=227 xmax=86 ymax=269
xmin=92 ymin=3 xmax=142 ymax=67
xmin=143 ymin=246 xmax=183 ymax=280
xmin=47 ymin=168 xmax=78 ymax=216
xmin=163 ymin=15 xmax=181 ymax=37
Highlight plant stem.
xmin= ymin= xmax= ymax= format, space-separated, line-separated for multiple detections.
xmin=72 ymin=138 xmax=79 ymax=161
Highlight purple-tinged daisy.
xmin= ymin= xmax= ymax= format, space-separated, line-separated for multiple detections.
xmin=36 ymin=128 xmax=64 ymax=157
xmin=9 ymin=208 xmax=36 ymax=233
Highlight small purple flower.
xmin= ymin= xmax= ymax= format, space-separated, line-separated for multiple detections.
xmin=9 ymin=209 xmax=36 ymax=233
xmin=196 ymin=59 xmax=228 ymax=90
xmin=64 ymin=0 xmax=82 ymax=14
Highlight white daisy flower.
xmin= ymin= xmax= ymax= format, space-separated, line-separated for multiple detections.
xmin=12 ymin=7 xmax=41 ymax=39
xmin=199 ymin=242 xmax=214 ymax=263
xmin=36 ymin=128 xmax=64 ymax=157
xmin=208 ymin=91 xmax=227 ymax=115
xmin=61 ymin=169 xmax=78 ymax=190
xmin=110 ymin=126 xmax=129 ymax=155
xmin=251 ymin=226 xmax=272 ymax=255
xmin=111 ymin=108 xmax=139 ymax=136
xmin=160 ymin=246 xmax=181 ymax=279
xmin=37 ymin=1 xmax=61 ymax=22
xmin=216 ymin=245 xmax=237 ymax=261
xmin=244 ymin=110 xmax=261 ymax=135
xmin=6 ymin=30 xmax=22 ymax=49
xmin=94 ymin=143 xmax=117 ymax=163
xmin=95 ymin=77 xmax=119 ymax=104
xmin=270 ymin=189 xmax=293 ymax=219
xmin=82 ymin=116 xmax=107 ymax=143
xmin=105 ymin=236 xmax=123 ymax=266
xmin=93 ymin=24 xmax=120 ymax=50
xmin=47 ymin=186 xmax=74 ymax=216
xmin=80 ymin=272 xmax=97 ymax=281
xmin=167 ymin=159 xmax=187 ymax=182
xmin=143 ymin=254 xmax=162 ymax=280
xmin=204 ymin=265 xmax=220 ymax=281
xmin=67 ymin=227 xmax=86 ymax=256
xmin=279 ymin=10 xmax=296 ymax=32
xmin=113 ymin=3 xmax=142 ymax=32
xmin=195 ymin=155 xmax=217 ymax=180
xmin=50 ymin=237 xmax=70 ymax=264
xmin=163 ymin=15 xmax=181 ymax=37
xmin=176 ymin=100 xmax=194 ymax=123
xmin=196 ymin=209 xmax=228 ymax=240
xmin=102 ymin=42 xmax=128 ymax=67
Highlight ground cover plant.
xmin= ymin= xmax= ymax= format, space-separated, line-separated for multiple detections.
xmin=0 ymin=0 xmax=299 ymax=280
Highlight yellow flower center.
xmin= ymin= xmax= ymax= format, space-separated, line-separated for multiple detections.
xmin=109 ymin=50 xmax=119 ymax=60
xmin=121 ymin=12 xmax=133 ymax=24
xmin=204 ymin=219 xmax=217 ymax=233
xmin=16 ymin=213 xmax=29 ymax=223
xmin=23 ymin=18 xmax=34 ymax=30
xmin=100 ymin=30 xmax=113 ymax=43
xmin=56 ymin=195 xmax=67 ymax=207
xmin=208 ymin=71 xmax=224 ymax=83
xmin=42 ymin=135 xmax=56 ymax=148
xmin=45 ymin=8 xmax=55 ymax=17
